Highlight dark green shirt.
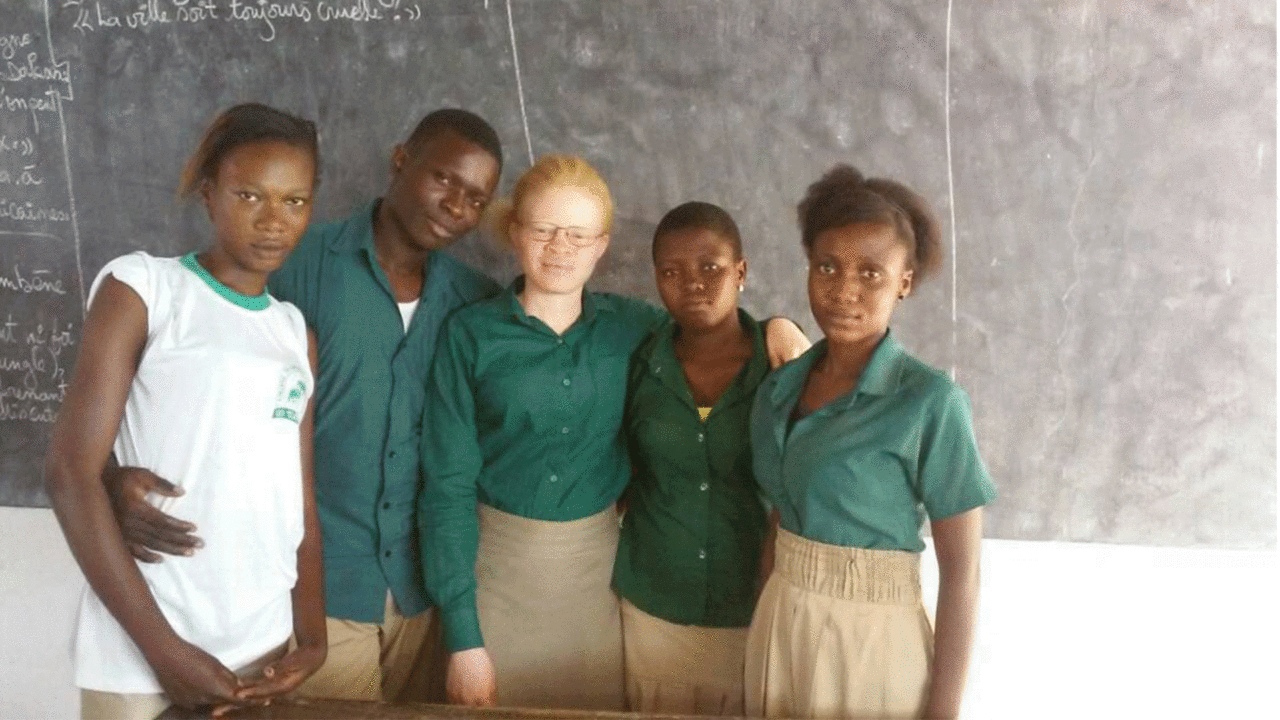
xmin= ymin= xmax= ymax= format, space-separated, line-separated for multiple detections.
xmin=420 ymin=279 xmax=665 ymax=651
xmin=613 ymin=309 xmax=770 ymax=629
xmin=751 ymin=331 xmax=997 ymax=552
xmin=269 ymin=201 xmax=500 ymax=623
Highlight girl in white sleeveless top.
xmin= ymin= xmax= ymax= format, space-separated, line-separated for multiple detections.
xmin=45 ymin=104 xmax=327 ymax=720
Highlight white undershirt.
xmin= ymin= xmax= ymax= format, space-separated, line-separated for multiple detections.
xmin=398 ymin=299 xmax=419 ymax=331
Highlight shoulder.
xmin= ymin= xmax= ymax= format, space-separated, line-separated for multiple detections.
xmin=90 ymin=251 xmax=182 ymax=305
xmin=433 ymin=251 xmax=502 ymax=303
xmin=890 ymin=352 xmax=979 ymax=430
xmin=594 ymin=292 xmax=666 ymax=326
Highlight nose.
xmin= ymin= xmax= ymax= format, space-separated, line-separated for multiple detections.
xmin=684 ymin=274 xmax=705 ymax=292
xmin=441 ymin=187 xmax=465 ymax=219
xmin=545 ymin=227 xmax=576 ymax=250
xmin=256 ymin=200 xmax=286 ymax=232
xmin=828 ymin=275 xmax=860 ymax=304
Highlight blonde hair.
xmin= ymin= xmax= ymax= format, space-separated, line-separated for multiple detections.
xmin=486 ymin=154 xmax=613 ymax=247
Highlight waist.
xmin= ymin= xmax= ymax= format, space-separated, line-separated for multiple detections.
xmin=478 ymin=503 xmax=619 ymax=558
xmin=773 ymin=526 xmax=921 ymax=604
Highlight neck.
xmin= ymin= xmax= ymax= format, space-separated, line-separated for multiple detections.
xmin=372 ymin=201 xmax=431 ymax=276
xmin=196 ymin=252 xmax=267 ymax=296
xmin=519 ymin=284 xmax=584 ymax=335
xmin=819 ymin=331 xmax=885 ymax=384
xmin=675 ymin=311 xmax=748 ymax=358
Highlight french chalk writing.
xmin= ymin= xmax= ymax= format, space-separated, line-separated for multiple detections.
xmin=0 ymin=315 xmax=74 ymax=424
xmin=0 ymin=266 xmax=67 ymax=295
xmin=0 ymin=165 xmax=45 ymax=186
xmin=0 ymin=34 xmax=35 ymax=62
xmin=69 ymin=0 xmax=423 ymax=43
xmin=1 ymin=54 xmax=73 ymax=86
xmin=0 ymin=135 xmax=36 ymax=157
xmin=0 ymin=200 xmax=72 ymax=223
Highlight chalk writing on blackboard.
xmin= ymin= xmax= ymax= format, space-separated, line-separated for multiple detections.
xmin=67 ymin=0 xmax=427 ymax=43
xmin=0 ymin=311 xmax=74 ymax=423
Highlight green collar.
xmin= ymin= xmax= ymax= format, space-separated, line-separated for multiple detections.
xmin=643 ymin=308 xmax=767 ymax=414
xmin=180 ymin=253 xmax=270 ymax=311
xmin=504 ymin=275 xmax=600 ymax=333
xmin=767 ymin=330 xmax=905 ymax=410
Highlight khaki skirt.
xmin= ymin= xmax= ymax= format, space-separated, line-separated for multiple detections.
xmin=475 ymin=503 xmax=625 ymax=711
xmin=620 ymin=598 xmax=748 ymax=716
xmin=745 ymin=527 xmax=933 ymax=720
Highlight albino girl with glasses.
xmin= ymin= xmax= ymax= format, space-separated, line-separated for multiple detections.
xmin=420 ymin=155 xmax=663 ymax=711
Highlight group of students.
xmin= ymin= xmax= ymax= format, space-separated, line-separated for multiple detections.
xmin=46 ymin=102 xmax=996 ymax=720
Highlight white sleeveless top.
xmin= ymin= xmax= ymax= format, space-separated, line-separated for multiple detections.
xmin=73 ymin=252 xmax=313 ymax=693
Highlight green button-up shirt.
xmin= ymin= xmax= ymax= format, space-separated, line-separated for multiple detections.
xmin=751 ymin=331 xmax=997 ymax=552
xmin=420 ymin=279 xmax=665 ymax=651
xmin=613 ymin=309 xmax=770 ymax=629
xmin=269 ymin=201 xmax=500 ymax=623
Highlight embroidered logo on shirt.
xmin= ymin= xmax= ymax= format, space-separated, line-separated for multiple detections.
xmin=271 ymin=366 xmax=308 ymax=423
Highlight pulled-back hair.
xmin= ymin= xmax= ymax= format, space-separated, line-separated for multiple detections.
xmin=488 ymin=154 xmax=612 ymax=245
xmin=797 ymin=165 xmax=942 ymax=281
xmin=404 ymin=108 xmax=503 ymax=172
xmin=652 ymin=201 xmax=742 ymax=261
xmin=177 ymin=103 xmax=318 ymax=199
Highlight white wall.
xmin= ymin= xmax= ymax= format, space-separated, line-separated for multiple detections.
xmin=1 ymin=506 xmax=1275 ymax=719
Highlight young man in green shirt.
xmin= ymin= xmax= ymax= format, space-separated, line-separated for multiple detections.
xmin=105 ymin=109 xmax=504 ymax=703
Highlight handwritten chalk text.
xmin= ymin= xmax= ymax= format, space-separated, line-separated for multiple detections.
xmin=70 ymin=0 xmax=424 ymax=42
xmin=0 ymin=200 xmax=72 ymax=223
xmin=0 ymin=316 xmax=74 ymax=424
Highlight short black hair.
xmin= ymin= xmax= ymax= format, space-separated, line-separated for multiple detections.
xmin=178 ymin=103 xmax=318 ymax=198
xmin=403 ymin=108 xmax=503 ymax=171
xmin=797 ymin=164 xmax=942 ymax=282
xmin=652 ymin=201 xmax=743 ymax=261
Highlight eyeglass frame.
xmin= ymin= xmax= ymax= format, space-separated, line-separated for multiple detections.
xmin=515 ymin=220 xmax=607 ymax=248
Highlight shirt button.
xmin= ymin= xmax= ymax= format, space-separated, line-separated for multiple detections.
xmin=384 ymin=551 xmax=392 ymax=558
xmin=388 ymin=450 xmax=397 ymax=458
xmin=382 ymin=502 xmax=391 ymax=510
xmin=561 ymin=426 xmax=570 ymax=434
xmin=698 ymin=549 xmax=707 ymax=560
xmin=697 ymin=433 xmax=705 ymax=443
xmin=562 ymin=378 xmax=571 ymax=386
xmin=700 ymin=482 xmax=709 ymax=491
xmin=549 ymin=474 xmax=559 ymax=483
xmin=556 ymin=338 xmax=564 ymax=345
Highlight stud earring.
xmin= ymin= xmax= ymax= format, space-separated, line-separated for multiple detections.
xmin=739 ymin=283 xmax=745 ymax=292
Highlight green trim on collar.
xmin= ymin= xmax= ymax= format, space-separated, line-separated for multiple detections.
xmin=180 ymin=253 xmax=271 ymax=311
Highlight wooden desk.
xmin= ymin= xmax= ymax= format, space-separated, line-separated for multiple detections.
xmin=159 ymin=700 xmax=743 ymax=720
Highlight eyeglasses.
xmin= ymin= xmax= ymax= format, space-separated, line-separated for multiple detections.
xmin=519 ymin=221 xmax=604 ymax=248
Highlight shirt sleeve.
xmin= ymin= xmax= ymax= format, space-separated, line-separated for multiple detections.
xmin=89 ymin=252 xmax=162 ymax=335
xmin=419 ymin=313 xmax=486 ymax=652
xmin=915 ymin=382 xmax=998 ymax=519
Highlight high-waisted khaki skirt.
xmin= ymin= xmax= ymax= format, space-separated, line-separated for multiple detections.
xmin=619 ymin=598 xmax=748 ymax=716
xmin=475 ymin=503 xmax=625 ymax=711
xmin=745 ymin=527 xmax=933 ymax=720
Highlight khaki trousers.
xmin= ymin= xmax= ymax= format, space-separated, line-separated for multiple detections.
xmin=290 ymin=592 xmax=444 ymax=703
xmin=620 ymin=598 xmax=748 ymax=716
xmin=475 ymin=503 xmax=625 ymax=711
xmin=745 ymin=528 xmax=933 ymax=720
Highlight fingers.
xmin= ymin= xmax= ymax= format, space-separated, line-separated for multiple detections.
xmin=118 ymin=502 xmax=201 ymax=558
xmin=122 ymin=466 xmax=182 ymax=498
xmin=235 ymin=648 xmax=322 ymax=701
xmin=126 ymin=542 xmax=164 ymax=564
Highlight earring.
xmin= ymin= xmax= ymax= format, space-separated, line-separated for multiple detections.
xmin=898 ymin=293 xmax=906 ymax=299
xmin=739 ymin=283 xmax=745 ymax=292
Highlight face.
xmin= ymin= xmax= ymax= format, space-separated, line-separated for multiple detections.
xmin=808 ymin=221 xmax=913 ymax=349
xmin=653 ymin=227 xmax=745 ymax=333
xmin=202 ymin=140 xmax=315 ymax=279
xmin=383 ymin=129 xmax=500 ymax=252
xmin=511 ymin=185 xmax=609 ymax=297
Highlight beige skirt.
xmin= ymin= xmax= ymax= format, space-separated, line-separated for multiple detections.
xmin=620 ymin=598 xmax=748 ymax=716
xmin=745 ymin=527 xmax=933 ymax=720
xmin=475 ymin=503 xmax=624 ymax=711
